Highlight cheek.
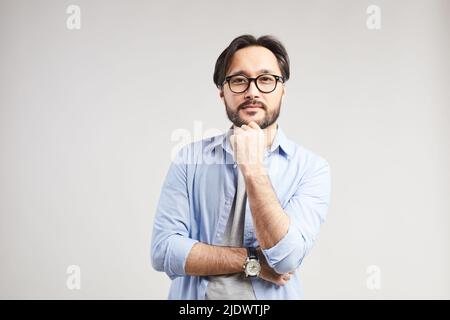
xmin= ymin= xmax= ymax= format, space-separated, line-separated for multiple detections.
xmin=265 ymin=94 xmax=282 ymax=108
xmin=224 ymin=93 xmax=241 ymax=107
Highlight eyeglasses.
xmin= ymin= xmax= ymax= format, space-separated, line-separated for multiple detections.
xmin=223 ymin=74 xmax=284 ymax=94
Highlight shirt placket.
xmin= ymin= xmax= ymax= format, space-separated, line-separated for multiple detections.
xmin=213 ymin=163 xmax=236 ymax=244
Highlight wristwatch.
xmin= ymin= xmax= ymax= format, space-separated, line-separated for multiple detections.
xmin=243 ymin=247 xmax=261 ymax=277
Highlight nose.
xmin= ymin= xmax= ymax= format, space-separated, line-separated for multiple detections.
xmin=244 ymin=79 xmax=261 ymax=100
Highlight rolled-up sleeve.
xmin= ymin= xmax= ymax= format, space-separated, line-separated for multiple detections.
xmin=262 ymin=158 xmax=331 ymax=274
xmin=151 ymin=147 xmax=198 ymax=280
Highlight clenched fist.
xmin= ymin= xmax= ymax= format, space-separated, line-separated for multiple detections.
xmin=230 ymin=121 xmax=267 ymax=176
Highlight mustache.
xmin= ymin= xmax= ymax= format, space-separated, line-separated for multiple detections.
xmin=238 ymin=100 xmax=267 ymax=110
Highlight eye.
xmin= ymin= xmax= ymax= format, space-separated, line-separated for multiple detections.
xmin=230 ymin=76 xmax=247 ymax=84
xmin=258 ymin=75 xmax=275 ymax=83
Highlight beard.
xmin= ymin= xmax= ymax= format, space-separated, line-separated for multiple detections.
xmin=224 ymin=98 xmax=281 ymax=129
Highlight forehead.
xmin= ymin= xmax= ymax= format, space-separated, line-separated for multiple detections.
xmin=227 ymin=46 xmax=281 ymax=76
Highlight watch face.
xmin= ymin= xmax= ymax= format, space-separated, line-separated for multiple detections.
xmin=245 ymin=259 xmax=261 ymax=276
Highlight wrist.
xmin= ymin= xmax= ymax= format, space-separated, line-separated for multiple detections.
xmin=243 ymin=247 xmax=261 ymax=277
xmin=235 ymin=247 xmax=249 ymax=273
xmin=240 ymin=163 xmax=267 ymax=178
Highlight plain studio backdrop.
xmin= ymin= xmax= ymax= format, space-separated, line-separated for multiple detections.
xmin=0 ymin=0 xmax=449 ymax=299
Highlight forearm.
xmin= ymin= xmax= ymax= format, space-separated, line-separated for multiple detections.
xmin=185 ymin=242 xmax=247 ymax=276
xmin=242 ymin=165 xmax=290 ymax=249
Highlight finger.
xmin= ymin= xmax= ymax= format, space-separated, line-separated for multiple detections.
xmin=278 ymin=278 xmax=288 ymax=286
xmin=240 ymin=125 xmax=250 ymax=132
xmin=275 ymin=274 xmax=288 ymax=282
xmin=247 ymin=121 xmax=261 ymax=130
xmin=233 ymin=127 xmax=244 ymax=135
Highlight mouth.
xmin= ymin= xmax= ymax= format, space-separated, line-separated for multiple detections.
xmin=241 ymin=104 xmax=263 ymax=111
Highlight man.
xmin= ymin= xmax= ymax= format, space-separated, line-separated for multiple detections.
xmin=151 ymin=35 xmax=331 ymax=299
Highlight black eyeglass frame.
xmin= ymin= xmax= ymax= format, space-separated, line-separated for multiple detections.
xmin=223 ymin=74 xmax=285 ymax=93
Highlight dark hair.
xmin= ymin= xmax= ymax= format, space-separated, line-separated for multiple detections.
xmin=213 ymin=34 xmax=290 ymax=89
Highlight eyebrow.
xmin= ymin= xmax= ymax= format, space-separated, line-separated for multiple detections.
xmin=228 ymin=69 xmax=275 ymax=77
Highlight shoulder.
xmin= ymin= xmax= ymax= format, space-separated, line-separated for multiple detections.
xmin=286 ymin=139 xmax=331 ymax=180
xmin=294 ymin=143 xmax=329 ymax=166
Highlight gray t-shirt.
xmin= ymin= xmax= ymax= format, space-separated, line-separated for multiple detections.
xmin=205 ymin=167 xmax=256 ymax=300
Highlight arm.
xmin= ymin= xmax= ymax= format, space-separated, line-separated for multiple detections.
xmin=151 ymin=149 xmax=199 ymax=279
xmin=233 ymin=122 xmax=331 ymax=274
xmin=241 ymin=165 xmax=290 ymax=249
xmin=151 ymin=144 xmax=299 ymax=284
xmin=185 ymin=242 xmax=293 ymax=286
xmin=243 ymin=159 xmax=331 ymax=274
xmin=230 ymin=122 xmax=289 ymax=249
xmin=185 ymin=243 xmax=247 ymax=276
xmin=151 ymin=146 xmax=275 ymax=279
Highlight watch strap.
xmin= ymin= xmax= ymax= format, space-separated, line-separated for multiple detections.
xmin=247 ymin=247 xmax=258 ymax=260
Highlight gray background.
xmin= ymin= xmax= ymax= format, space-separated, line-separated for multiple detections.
xmin=0 ymin=0 xmax=449 ymax=299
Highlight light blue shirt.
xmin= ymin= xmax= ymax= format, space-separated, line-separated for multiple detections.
xmin=151 ymin=125 xmax=331 ymax=299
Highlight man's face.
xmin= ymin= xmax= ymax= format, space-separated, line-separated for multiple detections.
xmin=220 ymin=45 xmax=285 ymax=129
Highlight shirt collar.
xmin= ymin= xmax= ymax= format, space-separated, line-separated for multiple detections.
xmin=205 ymin=124 xmax=294 ymax=159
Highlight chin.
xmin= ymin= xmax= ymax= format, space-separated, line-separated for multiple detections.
xmin=244 ymin=118 xmax=264 ymax=127
xmin=243 ymin=113 xmax=264 ymax=120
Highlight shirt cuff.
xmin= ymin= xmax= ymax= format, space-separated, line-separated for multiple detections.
xmin=261 ymin=224 xmax=301 ymax=274
xmin=166 ymin=235 xmax=199 ymax=279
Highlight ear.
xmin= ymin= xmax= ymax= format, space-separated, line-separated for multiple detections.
xmin=219 ymin=88 xmax=224 ymax=99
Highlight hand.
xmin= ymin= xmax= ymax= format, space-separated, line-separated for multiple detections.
xmin=257 ymin=248 xmax=295 ymax=286
xmin=230 ymin=121 xmax=266 ymax=175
